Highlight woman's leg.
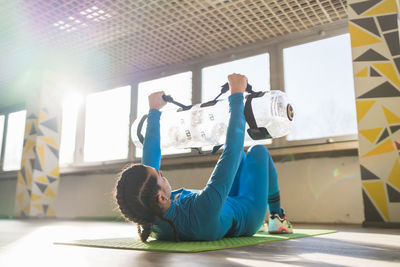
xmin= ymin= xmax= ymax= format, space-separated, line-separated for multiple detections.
xmin=237 ymin=145 xmax=281 ymax=235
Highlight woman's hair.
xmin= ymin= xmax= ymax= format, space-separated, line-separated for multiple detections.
xmin=115 ymin=163 xmax=179 ymax=242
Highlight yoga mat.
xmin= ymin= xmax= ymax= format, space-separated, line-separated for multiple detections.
xmin=55 ymin=229 xmax=336 ymax=253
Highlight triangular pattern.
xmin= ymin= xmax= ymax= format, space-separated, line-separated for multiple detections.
xmin=376 ymin=128 xmax=389 ymax=143
xmin=349 ymin=23 xmax=382 ymax=48
xmin=373 ymin=63 xmax=400 ymax=88
xmin=40 ymin=136 xmax=59 ymax=148
xmin=387 ymin=159 xmax=400 ymax=190
xmin=386 ymin=183 xmax=400 ymax=202
xmin=23 ymin=139 xmax=35 ymax=155
xmin=362 ymin=189 xmax=384 ymax=222
xmin=355 ymin=67 xmax=368 ymax=77
xmin=363 ymin=181 xmax=390 ymax=221
xmin=17 ymin=173 xmax=25 ymax=185
xmin=33 ymin=153 xmax=43 ymax=172
xmin=45 ymin=187 xmax=56 ymax=198
xmin=356 ymin=100 xmax=376 ymax=122
xmin=370 ymin=67 xmax=381 ymax=76
xmin=48 ymin=177 xmax=58 ymax=183
xmin=383 ymin=32 xmax=400 ymax=57
xmin=362 ymin=139 xmax=395 ymax=158
xmin=39 ymin=110 xmax=48 ymax=123
xmin=48 ymin=167 xmax=60 ymax=178
xmin=350 ymin=17 xmax=380 ymax=36
xmin=43 ymin=204 xmax=49 ymax=215
xmin=20 ymin=168 xmax=27 ymax=184
xmin=27 ymin=113 xmax=37 ymax=120
xmin=35 ymin=181 xmax=48 ymax=194
xmin=16 ymin=192 xmax=24 ymax=205
xmin=377 ymin=14 xmax=397 ymax=32
xmin=360 ymin=165 xmax=381 ymax=180
xmin=36 ymin=144 xmax=45 ymax=170
xmin=31 ymin=194 xmax=42 ymax=202
xmin=25 ymin=168 xmax=32 ymax=186
xmin=364 ymin=0 xmax=397 ymax=16
xmin=47 ymin=145 xmax=60 ymax=159
xmin=389 ymin=125 xmax=400 ymax=134
xmin=33 ymin=204 xmax=43 ymax=212
xmin=350 ymin=0 xmax=381 ymax=15
xmin=394 ymin=57 xmax=400 ymax=75
xmin=29 ymin=123 xmax=37 ymax=135
xmin=41 ymin=117 xmax=58 ymax=132
xmin=359 ymin=127 xmax=383 ymax=143
xmin=358 ymin=81 xmax=400 ymax=98
xmin=354 ymin=49 xmax=389 ymax=61
xmin=382 ymin=106 xmax=400 ymax=124
xmin=35 ymin=175 xmax=48 ymax=184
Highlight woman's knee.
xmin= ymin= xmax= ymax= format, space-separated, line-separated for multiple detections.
xmin=247 ymin=145 xmax=269 ymax=159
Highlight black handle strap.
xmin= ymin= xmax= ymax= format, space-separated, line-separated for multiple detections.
xmin=201 ymin=82 xmax=253 ymax=107
xmin=162 ymin=95 xmax=192 ymax=111
xmin=244 ymin=92 xmax=271 ymax=140
xmin=137 ymin=114 xmax=148 ymax=144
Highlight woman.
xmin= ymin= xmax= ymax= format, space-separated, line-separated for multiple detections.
xmin=115 ymin=73 xmax=292 ymax=242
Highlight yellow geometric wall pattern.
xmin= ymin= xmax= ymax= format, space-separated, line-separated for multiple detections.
xmin=14 ymin=72 xmax=62 ymax=217
xmin=348 ymin=0 xmax=400 ymax=223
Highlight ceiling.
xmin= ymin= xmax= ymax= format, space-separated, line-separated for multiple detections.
xmin=0 ymin=0 xmax=348 ymax=107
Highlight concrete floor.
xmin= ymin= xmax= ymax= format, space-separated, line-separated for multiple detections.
xmin=0 ymin=219 xmax=399 ymax=267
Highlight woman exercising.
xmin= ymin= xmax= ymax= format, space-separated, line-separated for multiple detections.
xmin=115 ymin=73 xmax=292 ymax=242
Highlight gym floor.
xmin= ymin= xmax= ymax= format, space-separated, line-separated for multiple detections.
xmin=0 ymin=219 xmax=399 ymax=267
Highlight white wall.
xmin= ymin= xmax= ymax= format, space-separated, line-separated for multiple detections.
xmin=0 ymin=155 xmax=364 ymax=223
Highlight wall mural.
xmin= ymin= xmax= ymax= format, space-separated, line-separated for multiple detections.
xmin=14 ymin=72 xmax=62 ymax=217
xmin=348 ymin=0 xmax=400 ymax=223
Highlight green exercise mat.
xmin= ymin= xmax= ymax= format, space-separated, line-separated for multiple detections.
xmin=55 ymin=229 xmax=336 ymax=253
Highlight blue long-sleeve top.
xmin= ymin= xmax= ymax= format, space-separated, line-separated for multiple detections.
xmin=142 ymin=93 xmax=245 ymax=241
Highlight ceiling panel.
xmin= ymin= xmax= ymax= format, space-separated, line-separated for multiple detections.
xmin=0 ymin=0 xmax=348 ymax=90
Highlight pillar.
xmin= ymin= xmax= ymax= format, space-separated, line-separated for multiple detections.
xmin=14 ymin=71 xmax=62 ymax=217
xmin=348 ymin=0 xmax=400 ymax=224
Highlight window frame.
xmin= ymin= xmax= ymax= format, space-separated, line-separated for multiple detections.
xmin=0 ymin=20 xmax=358 ymax=177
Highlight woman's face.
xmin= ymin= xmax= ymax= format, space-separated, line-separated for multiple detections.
xmin=147 ymin=166 xmax=172 ymax=198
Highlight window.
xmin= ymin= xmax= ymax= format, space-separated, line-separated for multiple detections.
xmin=59 ymin=93 xmax=83 ymax=165
xmin=3 ymin=110 xmax=26 ymax=171
xmin=202 ymin=53 xmax=270 ymax=102
xmin=202 ymin=53 xmax=272 ymax=147
xmin=283 ymin=34 xmax=357 ymax=141
xmin=136 ymin=71 xmax=192 ymax=156
xmin=83 ymin=86 xmax=131 ymax=162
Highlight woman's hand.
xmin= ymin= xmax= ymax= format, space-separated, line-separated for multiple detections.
xmin=148 ymin=91 xmax=167 ymax=110
xmin=228 ymin=73 xmax=247 ymax=94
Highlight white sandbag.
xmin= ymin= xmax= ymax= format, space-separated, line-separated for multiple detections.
xmin=131 ymin=90 xmax=294 ymax=150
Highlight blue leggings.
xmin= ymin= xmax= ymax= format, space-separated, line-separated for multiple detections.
xmin=217 ymin=145 xmax=279 ymax=238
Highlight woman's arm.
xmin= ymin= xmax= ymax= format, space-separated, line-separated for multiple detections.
xmin=193 ymin=74 xmax=247 ymax=217
xmin=142 ymin=91 xmax=167 ymax=170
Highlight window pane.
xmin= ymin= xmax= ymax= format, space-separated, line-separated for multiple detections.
xmin=59 ymin=93 xmax=83 ymax=165
xmin=202 ymin=53 xmax=271 ymax=148
xmin=136 ymin=72 xmax=192 ymax=157
xmin=202 ymin=53 xmax=270 ymax=102
xmin=283 ymin=34 xmax=357 ymax=141
xmin=3 ymin=110 xmax=26 ymax=171
xmin=84 ymin=86 xmax=131 ymax=162
xmin=0 ymin=115 xmax=4 ymax=158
